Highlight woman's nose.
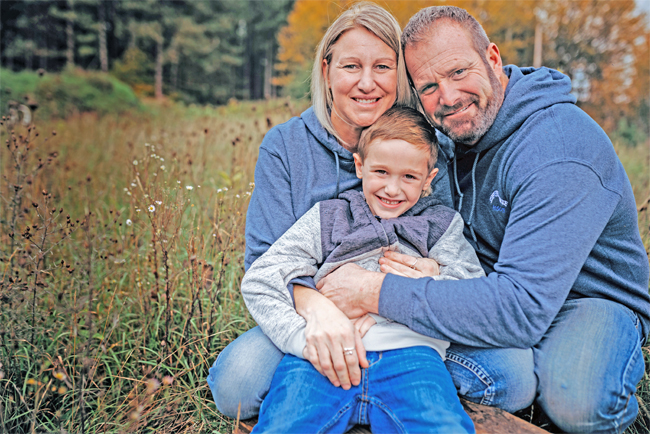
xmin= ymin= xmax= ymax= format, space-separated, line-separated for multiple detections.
xmin=357 ymin=68 xmax=377 ymax=93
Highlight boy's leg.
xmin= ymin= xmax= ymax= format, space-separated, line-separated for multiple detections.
xmin=445 ymin=344 xmax=536 ymax=413
xmin=367 ymin=347 xmax=475 ymax=434
xmin=534 ymin=298 xmax=645 ymax=433
xmin=253 ymin=354 xmax=359 ymax=434
xmin=207 ymin=326 xmax=283 ymax=419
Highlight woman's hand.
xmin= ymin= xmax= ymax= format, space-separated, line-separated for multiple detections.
xmin=378 ymin=251 xmax=440 ymax=278
xmin=294 ymin=285 xmax=369 ymax=390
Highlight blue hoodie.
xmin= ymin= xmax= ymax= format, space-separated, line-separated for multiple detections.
xmin=245 ymin=107 xmax=453 ymax=291
xmin=379 ymin=66 xmax=650 ymax=348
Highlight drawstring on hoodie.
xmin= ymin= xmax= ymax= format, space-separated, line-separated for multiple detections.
xmin=453 ymin=153 xmax=481 ymax=250
xmin=334 ymin=152 xmax=340 ymax=198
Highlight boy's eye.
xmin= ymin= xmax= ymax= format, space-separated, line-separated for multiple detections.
xmin=405 ymin=174 xmax=417 ymax=180
xmin=375 ymin=169 xmax=387 ymax=175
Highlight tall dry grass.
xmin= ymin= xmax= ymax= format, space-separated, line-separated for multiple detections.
xmin=0 ymin=98 xmax=306 ymax=433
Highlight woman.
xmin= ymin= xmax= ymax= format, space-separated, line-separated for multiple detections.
xmin=207 ymin=2 xmax=450 ymax=420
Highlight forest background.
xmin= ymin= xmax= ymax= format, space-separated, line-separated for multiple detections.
xmin=0 ymin=0 xmax=649 ymax=433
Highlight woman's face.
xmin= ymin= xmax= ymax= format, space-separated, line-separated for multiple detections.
xmin=323 ymin=27 xmax=398 ymax=148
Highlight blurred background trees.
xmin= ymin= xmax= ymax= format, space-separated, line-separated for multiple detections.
xmin=1 ymin=0 xmax=648 ymax=141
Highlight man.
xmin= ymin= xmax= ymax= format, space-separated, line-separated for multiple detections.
xmin=318 ymin=6 xmax=650 ymax=433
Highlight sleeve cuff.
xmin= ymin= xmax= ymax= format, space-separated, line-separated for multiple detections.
xmin=288 ymin=276 xmax=317 ymax=307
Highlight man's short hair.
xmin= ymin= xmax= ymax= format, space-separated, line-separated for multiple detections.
xmin=401 ymin=6 xmax=490 ymax=55
xmin=357 ymin=106 xmax=438 ymax=173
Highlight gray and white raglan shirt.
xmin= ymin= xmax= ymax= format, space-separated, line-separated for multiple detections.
xmin=242 ymin=189 xmax=485 ymax=360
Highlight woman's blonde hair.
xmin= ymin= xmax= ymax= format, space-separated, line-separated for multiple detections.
xmin=311 ymin=2 xmax=413 ymax=145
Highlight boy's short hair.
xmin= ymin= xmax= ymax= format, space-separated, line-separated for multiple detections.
xmin=357 ymin=106 xmax=438 ymax=172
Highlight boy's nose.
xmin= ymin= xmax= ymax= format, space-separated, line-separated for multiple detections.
xmin=384 ymin=180 xmax=400 ymax=196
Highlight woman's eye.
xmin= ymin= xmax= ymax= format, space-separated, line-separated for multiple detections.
xmin=343 ymin=64 xmax=359 ymax=70
xmin=376 ymin=64 xmax=391 ymax=70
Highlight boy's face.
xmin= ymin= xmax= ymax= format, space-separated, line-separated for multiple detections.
xmin=354 ymin=139 xmax=438 ymax=219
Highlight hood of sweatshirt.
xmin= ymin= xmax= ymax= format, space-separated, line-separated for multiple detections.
xmin=302 ymin=108 xmax=357 ymax=172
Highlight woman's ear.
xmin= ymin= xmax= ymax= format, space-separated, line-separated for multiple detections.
xmin=353 ymin=153 xmax=364 ymax=179
xmin=322 ymin=58 xmax=329 ymax=88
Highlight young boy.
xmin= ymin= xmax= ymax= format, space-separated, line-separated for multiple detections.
xmin=243 ymin=107 xmax=483 ymax=433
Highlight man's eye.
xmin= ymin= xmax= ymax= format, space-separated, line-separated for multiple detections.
xmin=454 ymin=69 xmax=466 ymax=76
xmin=420 ymin=84 xmax=437 ymax=95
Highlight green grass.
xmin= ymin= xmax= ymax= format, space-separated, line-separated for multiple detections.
xmin=0 ymin=68 xmax=141 ymax=119
xmin=0 ymin=98 xmax=647 ymax=433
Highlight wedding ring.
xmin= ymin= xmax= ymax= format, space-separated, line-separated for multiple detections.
xmin=410 ymin=258 xmax=419 ymax=269
xmin=343 ymin=347 xmax=355 ymax=356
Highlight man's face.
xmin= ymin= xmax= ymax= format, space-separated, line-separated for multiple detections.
xmin=405 ymin=23 xmax=505 ymax=145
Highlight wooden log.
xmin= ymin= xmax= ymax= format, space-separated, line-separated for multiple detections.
xmin=232 ymin=400 xmax=550 ymax=433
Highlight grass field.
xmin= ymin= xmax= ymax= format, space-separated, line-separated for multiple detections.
xmin=0 ymin=99 xmax=649 ymax=433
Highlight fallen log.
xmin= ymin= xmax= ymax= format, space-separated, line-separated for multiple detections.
xmin=232 ymin=399 xmax=550 ymax=433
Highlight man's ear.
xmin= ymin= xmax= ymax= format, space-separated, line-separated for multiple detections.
xmin=485 ymin=42 xmax=503 ymax=74
xmin=353 ymin=153 xmax=364 ymax=179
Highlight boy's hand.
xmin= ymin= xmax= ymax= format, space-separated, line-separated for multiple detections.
xmin=353 ymin=314 xmax=377 ymax=338
xmin=379 ymin=251 xmax=440 ymax=278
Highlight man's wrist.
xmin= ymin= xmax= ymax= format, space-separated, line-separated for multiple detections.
xmin=359 ymin=270 xmax=385 ymax=314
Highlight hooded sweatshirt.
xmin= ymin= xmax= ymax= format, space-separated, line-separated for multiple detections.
xmin=379 ymin=66 xmax=650 ymax=348
xmin=242 ymin=190 xmax=484 ymax=359
xmin=245 ymin=107 xmax=453 ymax=292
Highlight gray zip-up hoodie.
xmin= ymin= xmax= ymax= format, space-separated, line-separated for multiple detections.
xmin=242 ymin=190 xmax=484 ymax=359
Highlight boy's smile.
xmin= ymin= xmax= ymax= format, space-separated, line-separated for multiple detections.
xmin=354 ymin=139 xmax=438 ymax=219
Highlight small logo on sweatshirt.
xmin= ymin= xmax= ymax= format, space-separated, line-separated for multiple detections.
xmin=490 ymin=190 xmax=508 ymax=213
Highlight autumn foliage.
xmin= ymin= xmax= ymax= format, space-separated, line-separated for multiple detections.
xmin=275 ymin=0 xmax=649 ymax=138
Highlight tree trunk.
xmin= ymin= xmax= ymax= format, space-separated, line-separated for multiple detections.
xmin=155 ymin=37 xmax=163 ymax=99
xmin=66 ymin=0 xmax=74 ymax=68
xmin=98 ymin=2 xmax=108 ymax=72
xmin=533 ymin=22 xmax=542 ymax=68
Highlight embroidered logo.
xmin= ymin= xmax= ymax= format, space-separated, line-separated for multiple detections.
xmin=489 ymin=190 xmax=508 ymax=213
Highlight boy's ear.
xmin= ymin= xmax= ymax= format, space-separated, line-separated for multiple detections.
xmin=353 ymin=153 xmax=364 ymax=179
xmin=424 ymin=167 xmax=439 ymax=190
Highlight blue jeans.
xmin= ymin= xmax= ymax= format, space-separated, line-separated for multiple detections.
xmin=207 ymin=298 xmax=645 ymax=433
xmin=253 ymin=348 xmax=474 ymax=434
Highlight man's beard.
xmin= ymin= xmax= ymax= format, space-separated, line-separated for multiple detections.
xmin=432 ymin=66 xmax=504 ymax=146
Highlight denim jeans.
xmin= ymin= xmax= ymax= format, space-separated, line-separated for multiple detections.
xmin=253 ymin=348 xmax=475 ymax=434
xmin=207 ymin=298 xmax=645 ymax=433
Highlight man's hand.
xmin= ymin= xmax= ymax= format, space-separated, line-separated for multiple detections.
xmin=294 ymin=285 xmax=368 ymax=390
xmin=379 ymin=251 xmax=440 ymax=278
xmin=316 ymin=263 xmax=385 ymax=318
